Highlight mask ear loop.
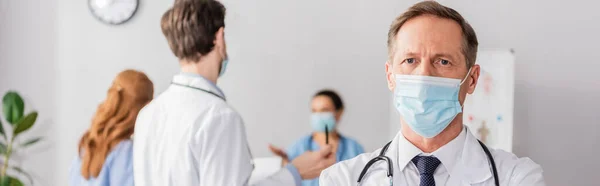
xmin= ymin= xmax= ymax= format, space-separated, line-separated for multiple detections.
xmin=459 ymin=67 xmax=473 ymax=86
xmin=458 ymin=67 xmax=473 ymax=110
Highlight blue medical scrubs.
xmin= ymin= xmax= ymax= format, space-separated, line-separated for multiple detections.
xmin=286 ymin=134 xmax=364 ymax=186
xmin=69 ymin=140 xmax=133 ymax=186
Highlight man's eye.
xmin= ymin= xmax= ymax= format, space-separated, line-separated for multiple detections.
xmin=406 ymin=58 xmax=415 ymax=64
xmin=440 ymin=59 xmax=450 ymax=65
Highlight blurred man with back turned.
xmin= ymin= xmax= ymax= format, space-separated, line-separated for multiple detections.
xmin=133 ymin=1 xmax=335 ymax=186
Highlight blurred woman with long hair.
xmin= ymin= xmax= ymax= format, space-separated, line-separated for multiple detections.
xmin=69 ymin=70 xmax=153 ymax=186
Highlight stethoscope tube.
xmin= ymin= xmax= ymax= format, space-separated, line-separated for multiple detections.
xmin=171 ymin=82 xmax=226 ymax=101
xmin=359 ymin=156 xmax=393 ymax=184
xmin=356 ymin=140 xmax=499 ymax=186
xmin=357 ymin=141 xmax=393 ymax=185
xmin=478 ymin=140 xmax=500 ymax=186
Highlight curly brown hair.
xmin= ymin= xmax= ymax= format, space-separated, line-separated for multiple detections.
xmin=78 ymin=70 xmax=153 ymax=178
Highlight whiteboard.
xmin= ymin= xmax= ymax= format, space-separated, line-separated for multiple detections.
xmin=463 ymin=49 xmax=515 ymax=152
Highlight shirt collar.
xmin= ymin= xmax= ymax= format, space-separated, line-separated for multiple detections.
xmin=396 ymin=131 xmax=425 ymax=171
xmin=429 ymin=126 xmax=466 ymax=175
xmin=396 ymin=126 xmax=466 ymax=174
xmin=173 ymin=73 xmax=226 ymax=99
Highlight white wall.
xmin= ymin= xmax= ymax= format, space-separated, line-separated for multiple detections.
xmin=0 ymin=0 xmax=57 ymax=184
xmin=222 ymin=0 xmax=392 ymax=158
xmin=1 ymin=0 xmax=599 ymax=185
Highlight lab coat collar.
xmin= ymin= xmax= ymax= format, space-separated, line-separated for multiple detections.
xmin=457 ymin=126 xmax=493 ymax=184
xmin=172 ymin=73 xmax=226 ymax=99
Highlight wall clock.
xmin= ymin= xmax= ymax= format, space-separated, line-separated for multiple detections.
xmin=89 ymin=0 xmax=139 ymax=25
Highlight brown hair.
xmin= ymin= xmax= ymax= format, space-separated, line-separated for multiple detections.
xmin=78 ymin=69 xmax=154 ymax=178
xmin=160 ymin=0 xmax=226 ymax=62
xmin=387 ymin=1 xmax=478 ymax=68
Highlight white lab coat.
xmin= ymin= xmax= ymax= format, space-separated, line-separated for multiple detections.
xmin=319 ymin=127 xmax=545 ymax=186
xmin=133 ymin=74 xmax=296 ymax=186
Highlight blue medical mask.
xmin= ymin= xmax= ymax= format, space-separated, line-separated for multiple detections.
xmin=393 ymin=68 xmax=471 ymax=138
xmin=219 ymin=56 xmax=229 ymax=77
xmin=311 ymin=112 xmax=336 ymax=132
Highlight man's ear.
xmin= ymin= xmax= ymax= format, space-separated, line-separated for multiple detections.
xmin=467 ymin=64 xmax=481 ymax=94
xmin=386 ymin=62 xmax=395 ymax=91
xmin=214 ymin=27 xmax=225 ymax=47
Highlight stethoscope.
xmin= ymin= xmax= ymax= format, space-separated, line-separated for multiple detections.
xmin=357 ymin=140 xmax=499 ymax=186
xmin=171 ymin=82 xmax=226 ymax=101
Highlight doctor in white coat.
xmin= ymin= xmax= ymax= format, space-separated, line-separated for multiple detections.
xmin=320 ymin=1 xmax=545 ymax=186
xmin=133 ymin=1 xmax=335 ymax=186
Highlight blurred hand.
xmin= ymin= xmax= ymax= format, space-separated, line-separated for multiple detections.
xmin=268 ymin=144 xmax=289 ymax=166
xmin=290 ymin=145 xmax=336 ymax=179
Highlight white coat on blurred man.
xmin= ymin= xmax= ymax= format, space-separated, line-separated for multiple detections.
xmin=133 ymin=1 xmax=335 ymax=186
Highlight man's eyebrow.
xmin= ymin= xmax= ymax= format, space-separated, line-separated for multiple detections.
xmin=402 ymin=52 xmax=420 ymax=57
xmin=433 ymin=53 xmax=457 ymax=61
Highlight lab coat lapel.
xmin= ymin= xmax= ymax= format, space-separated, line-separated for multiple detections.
xmin=384 ymin=133 xmax=409 ymax=186
xmin=449 ymin=127 xmax=493 ymax=185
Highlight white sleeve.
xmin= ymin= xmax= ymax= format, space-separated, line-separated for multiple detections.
xmin=510 ymin=157 xmax=546 ymax=186
xmin=319 ymin=164 xmax=350 ymax=186
xmin=190 ymin=107 xmax=254 ymax=185
xmin=251 ymin=168 xmax=297 ymax=186
xmin=319 ymin=167 xmax=334 ymax=186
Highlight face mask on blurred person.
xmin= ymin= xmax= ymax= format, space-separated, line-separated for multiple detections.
xmin=310 ymin=112 xmax=336 ymax=132
xmin=219 ymin=56 xmax=229 ymax=77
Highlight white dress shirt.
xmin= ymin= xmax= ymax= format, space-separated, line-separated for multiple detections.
xmin=399 ymin=127 xmax=467 ymax=185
